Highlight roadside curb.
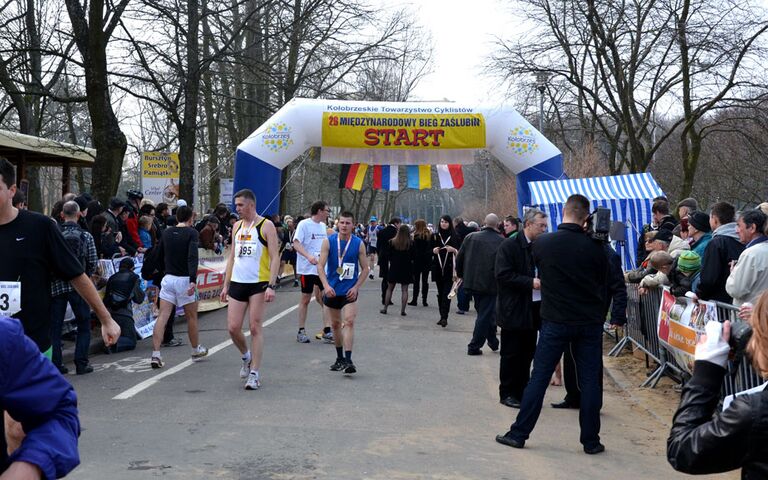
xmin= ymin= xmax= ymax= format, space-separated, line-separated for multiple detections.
xmin=603 ymin=354 xmax=673 ymax=427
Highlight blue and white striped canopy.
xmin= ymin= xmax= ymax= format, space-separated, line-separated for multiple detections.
xmin=528 ymin=173 xmax=665 ymax=270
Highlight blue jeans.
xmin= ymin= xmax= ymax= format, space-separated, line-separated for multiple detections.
xmin=457 ymin=285 xmax=471 ymax=312
xmin=50 ymin=291 xmax=92 ymax=368
xmin=509 ymin=321 xmax=604 ymax=448
xmin=467 ymin=293 xmax=498 ymax=351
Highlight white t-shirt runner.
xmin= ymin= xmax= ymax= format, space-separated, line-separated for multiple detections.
xmin=294 ymin=218 xmax=328 ymax=275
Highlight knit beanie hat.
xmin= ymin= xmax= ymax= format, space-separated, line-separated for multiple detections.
xmin=677 ymin=251 xmax=701 ymax=273
xmin=688 ymin=211 xmax=711 ymax=233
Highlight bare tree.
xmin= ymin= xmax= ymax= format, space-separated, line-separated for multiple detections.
xmin=490 ymin=0 xmax=768 ymax=199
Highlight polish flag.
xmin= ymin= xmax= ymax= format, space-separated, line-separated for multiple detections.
xmin=437 ymin=164 xmax=464 ymax=189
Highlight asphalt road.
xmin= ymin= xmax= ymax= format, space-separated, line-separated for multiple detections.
xmin=66 ymin=282 xmax=734 ymax=480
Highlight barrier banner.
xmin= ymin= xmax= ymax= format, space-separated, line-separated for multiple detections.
xmin=88 ymin=249 xmax=229 ymax=339
xmin=322 ymin=112 xmax=486 ymax=150
xmin=657 ymin=287 xmax=719 ymax=374
xmin=196 ymin=249 xmax=228 ymax=312
xmin=141 ymin=151 xmax=180 ymax=206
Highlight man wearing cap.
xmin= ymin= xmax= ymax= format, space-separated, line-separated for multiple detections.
xmin=676 ymin=198 xmax=699 ymax=220
xmin=726 ymin=209 xmax=768 ymax=306
xmin=687 ymin=211 xmax=713 ymax=259
xmin=73 ymin=195 xmax=90 ymax=231
xmin=125 ymin=190 xmax=144 ymax=248
xmin=365 ymin=216 xmax=382 ymax=280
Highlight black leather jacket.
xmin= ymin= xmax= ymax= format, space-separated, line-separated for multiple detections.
xmin=667 ymin=360 xmax=768 ymax=479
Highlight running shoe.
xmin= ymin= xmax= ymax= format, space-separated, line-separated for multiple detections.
xmin=319 ymin=331 xmax=334 ymax=343
xmin=240 ymin=358 xmax=250 ymax=379
xmin=297 ymin=331 xmax=311 ymax=343
xmin=245 ymin=372 xmax=261 ymax=390
xmin=151 ymin=356 xmax=164 ymax=369
xmin=330 ymin=358 xmax=346 ymax=371
xmin=293 ymin=280 xmax=299 ymax=287
xmin=191 ymin=344 xmax=209 ymax=360
xmin=343 ymin=362 xmax=357 ymax=374
xmin=161 ymin=338 xmax=184 ymax=347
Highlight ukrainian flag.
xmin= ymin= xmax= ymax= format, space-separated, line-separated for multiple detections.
xmin=406 ymin=165 xmax=431 ymax=189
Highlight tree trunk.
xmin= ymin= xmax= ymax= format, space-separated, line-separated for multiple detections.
xmin=178 ymin=0 xmax=201 ymax=205
xmin=65 ymin=0 xmax=128 ymax=205
xmin=201 ymin=9 xmax=220 ymax=205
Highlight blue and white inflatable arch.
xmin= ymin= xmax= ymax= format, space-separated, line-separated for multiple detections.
xmin=234 ymin=98 xmax=564 ymax=215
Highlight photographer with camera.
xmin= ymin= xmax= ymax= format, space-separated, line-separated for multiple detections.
xmin=667 ymin=290 xmax=768 ymax=477
xmin=496 ymin=194 xmax=609 ymax=454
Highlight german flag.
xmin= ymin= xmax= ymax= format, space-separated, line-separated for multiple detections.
xmin=339 ymin=163 xmax=368 ymax=190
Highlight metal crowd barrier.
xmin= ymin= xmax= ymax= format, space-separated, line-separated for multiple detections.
xmin=609 ymin=284 xmax=763 ymax=396
xmin=712 ymin=300 xmax=765 ymax=397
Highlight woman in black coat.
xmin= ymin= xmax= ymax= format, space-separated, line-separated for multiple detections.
xmin=380 ymin=225 xmax=415 ymax=316
xmin=667 ymin=290 xmax=768 ymax=478
xmin=431 ymin=215 xmax=460 ymax=327
xmin=409 ymin=219 xmax=433 ymax=307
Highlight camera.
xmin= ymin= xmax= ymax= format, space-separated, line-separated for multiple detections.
xmin=729 ymin=321 xmax=753 ymax=355
xmin=586 ymin=207 xmax=611 ymax=242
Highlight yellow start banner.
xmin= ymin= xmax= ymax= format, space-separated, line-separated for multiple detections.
xmin=322 ymin=112 xmax=486 ymax=150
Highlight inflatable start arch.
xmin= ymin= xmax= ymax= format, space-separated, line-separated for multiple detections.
xmin=234 ymin=98 xmax=564 ymax=215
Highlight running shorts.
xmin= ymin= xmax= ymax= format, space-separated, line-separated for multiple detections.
xmin=159 ymin=274 xmax=197 ymax=307
xmin=228 ymin=281 xmax=268 ymax=302
xmin=300 ymin=274 xmax=324 ymax=294
xmin=323 ymin=294 xmax=356 ymax=310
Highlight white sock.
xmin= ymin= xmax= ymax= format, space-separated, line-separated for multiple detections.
xmin=242 ymin=351 xmax=251 ymax=362
xmin=249 ymin=369 xmax=259 ymax=378
xmin=152 ymin=350 xmax=161 ymax=357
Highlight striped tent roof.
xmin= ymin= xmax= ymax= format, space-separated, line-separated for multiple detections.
xmin=529 ymin=173 xmax=663 ymax=205
xmin=528 ymin=173 xmax=665 ymax=271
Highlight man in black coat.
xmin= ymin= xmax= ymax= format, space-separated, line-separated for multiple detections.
xmin=495 ymin=208 xmax=548 ymax=408
xmin=496 ymin=194 xmax=609 ymax=454
xmin=376 ymin=217 xmax=400 ymax=305
xmin=554 ymin=243 xmax=628 ymax=409
xmin=456 ymin=214 xmax=505 ymax=355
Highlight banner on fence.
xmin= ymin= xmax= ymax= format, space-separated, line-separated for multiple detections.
xmin=196 ymin=249 xmax=228 ymax=312
xmin=87 ymin=249 xmax=228 ymax=339
xmin=657 ymin=287 xmax=719 ymax=374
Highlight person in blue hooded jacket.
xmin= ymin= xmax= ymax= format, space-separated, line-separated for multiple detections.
xmin=1 ymin=316 xmax=80 ymax=479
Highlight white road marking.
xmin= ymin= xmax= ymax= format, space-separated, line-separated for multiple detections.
xmin=113 ymin=303 xmax=301 ymax=400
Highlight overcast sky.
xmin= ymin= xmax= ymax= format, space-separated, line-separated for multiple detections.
xmin=404 ymin=0 xmax=518 ymax=106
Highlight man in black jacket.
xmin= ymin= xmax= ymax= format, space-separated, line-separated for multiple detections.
xmin=695 ymin=202 xmax=744 ymax=303
xmin=495 ymin=208 xmax=548 ymax=408
xmin=496 ymin=194 xmax=608 ymax=454
xmin=554 ymin=243 xmax=627 ymax=409
xmin=376 ymin=218 xmax=400 ymax=305
xmin=652 ymin=199 xmax=678 ymax=234
xmin=456 ymin=214 xmax=504 ymax=355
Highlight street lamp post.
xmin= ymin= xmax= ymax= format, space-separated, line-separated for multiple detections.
xmin=535 ymin=71 xmax=550 ymax=133
xmin=484 ymin=160 xmax=489 ymax=210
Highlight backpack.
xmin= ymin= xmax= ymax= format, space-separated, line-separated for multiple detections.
xmin=61 ymin=224 xmax=92 ymax=276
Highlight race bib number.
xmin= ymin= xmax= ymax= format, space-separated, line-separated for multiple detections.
xmin=340 ymin=262 xmax=355 ymax=280
xmin=0 ymin=281 xmax=21 ymax=316
xmin=237 ymin=239 xmax=258 ymax=257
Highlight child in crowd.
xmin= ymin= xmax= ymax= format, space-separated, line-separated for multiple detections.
xmin=138 ymin=215 xmax=153 ymax=249
xmin=668 ymin=250 xmax=701 ymax=297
